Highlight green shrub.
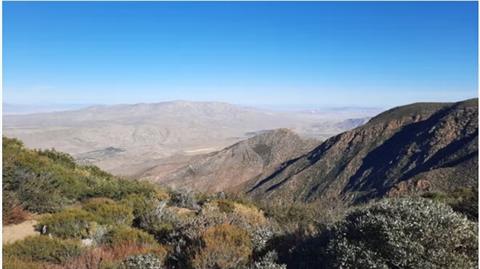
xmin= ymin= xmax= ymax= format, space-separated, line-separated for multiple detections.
xmin=36 ymin=208 xmax=97 ymax=239
xmin=83 ymin=198 xmax=134 ymax=225
xmin=294 ymin=198 xmax=478 ymax=268
xmin=3 ymin=137 xmax=158 ymax=214
xmin=3 ymin=236 xmax=83 ymax=264
xmin=37 ymin=148 xmax=76 ymax=169
xmin=423 ymin=188 xmax=478 ymax=221
xmin=16 ymin=171 xmax=73 ymax=213
xmin=101 ymin=226 xmax=157 ymax=246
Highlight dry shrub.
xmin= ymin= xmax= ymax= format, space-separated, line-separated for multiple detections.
xmin=3 ymin=193 xmax=29 ymax=225
xmin=3 ymin=203 xmax=29 ymax=225
xmin=3 ymin=256 xmax=52 ymax=269
xmin=63 ymin=243 xmax=168 ymax=269
xmin=63 ymin=247 xmax=115 ymax=269
xmin=233 ymin=203 xmax=267 ymax=225
xmin=193 ymin=223 xmax=252 ymax=269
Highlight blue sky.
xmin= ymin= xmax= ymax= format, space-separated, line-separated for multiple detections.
xmin=3 ymin=2 xmax=478 ymax=107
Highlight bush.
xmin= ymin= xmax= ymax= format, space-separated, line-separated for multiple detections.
xmin=250 ymin=251 xmax=286 ymax=269
xmin=16 ymin=171 xmax=72 ymax=213
xmin=3 ymin=192 xmax=29 ymax=225
xmin=296 ymin=198 xmax=478 ymax=268
xmin=101 ymin=226 xmax=157 ymax=247
xmin=3 ymin=236 xmax=83 ymax=264
xmin=83 ymin=198 xmax=134 ymax=226
xmin=132 ymin=199 xmax=184 ymax=242
xmin=2 ymin=136 xmax=158 ymax=214
xmin=122 ymin=253 xmax=164 ymax=269
xmin=216 ymin=199 xmax=235 ymax=213
xmin=37 ymin=148 xmax=76 ymax=169
xmin=423 ymin=187 xmax=478 ymax=221
xmin=3 ymin=257 xmax=48 ymax=269
xmin=192 ymin=224 xmax=252 ymax=269
xmin=169 ymin=188 xmax=201 ymax=210
xmin=36 ymin=208 xmax=97 ymax=239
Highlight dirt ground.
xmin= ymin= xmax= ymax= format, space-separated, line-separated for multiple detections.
xmin=3 ymin=219 xmax=39 ymax=245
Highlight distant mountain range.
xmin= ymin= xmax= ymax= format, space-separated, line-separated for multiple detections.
xmin=3 ymin=101 xmax=373 ymax=176
xmin=3 ymin=103 xmax=90 ymax=115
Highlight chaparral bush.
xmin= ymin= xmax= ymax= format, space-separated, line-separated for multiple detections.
xmin=290 ymin=198 xmax=478 ymax=269
xmin=36 ymin=208 xmax=97 ymax=239
xmin=101 ymin=225 xmax=157 ymax=247
xmin=3 ymin=236 xmax=83 ymax=265
xmin=82 ymin=198 xmax=134 ymax=226
xmin=121 ymin=253 xmax=165 ymax=269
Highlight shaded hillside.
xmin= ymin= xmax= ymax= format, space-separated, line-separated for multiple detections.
xmin=245 ymin=99 xmax=478 ymax=204
xmin=147 ymin=129 xmax=318 ymax=192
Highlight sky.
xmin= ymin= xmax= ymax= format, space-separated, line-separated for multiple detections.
xmin=3 ymin=2 xmax=478 ymax=108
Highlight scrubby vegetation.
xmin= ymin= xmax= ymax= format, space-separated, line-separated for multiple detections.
xmin=3 ymin=137 xmax=478 ymax=268
xmin=3 ymin=236 xmax=83 ymax=265
xmin=3 ymin=137 xmax=157 ymax=214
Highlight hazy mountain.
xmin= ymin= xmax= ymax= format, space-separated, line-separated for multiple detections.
xmin=244 ymin=99 xmax=478 ymax=205
xmin=3 ymin=101 xmax=372 ymax=176
xmin=143 ymin=128 xmax=318 ymax=192
xmin=3 ymin=103 xmax=90 ymax=115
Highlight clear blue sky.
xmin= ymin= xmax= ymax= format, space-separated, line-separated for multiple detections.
xmin=3 ymin=2 xmax=478 ymax=107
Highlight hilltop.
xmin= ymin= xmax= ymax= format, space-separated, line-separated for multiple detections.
xmin=144 ymin=128 xmax=318 ymax=192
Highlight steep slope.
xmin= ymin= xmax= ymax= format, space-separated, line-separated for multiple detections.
xmin=245 ymin=99 xmax=478 ymax=205
xmin=146 ymin=129 xmax=317 ymax=192
xmin=3 ymin=101 xmax=374 ymax=176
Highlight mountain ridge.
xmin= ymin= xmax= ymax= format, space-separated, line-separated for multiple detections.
xmin=243 ymin=98 xmax=478 ymax=205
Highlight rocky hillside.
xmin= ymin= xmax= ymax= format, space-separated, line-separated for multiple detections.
xmin=145 ymin=129 xmax=317 ymax=192
xmin=245 ymin=99 xmax=478 ymax=204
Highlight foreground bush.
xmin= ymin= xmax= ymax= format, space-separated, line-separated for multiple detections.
xmin=36 ymin=208 xmax=97 ymax=239
xmin=101 ymin=225 xmax=157 ymax=247
xmin=3 ymin=236 xmax=83 ymax=264
xmin=122 ymin=253 xmax=165 ymax=269
xmin=2 ymin=192 xmax=29 ymax=225
xmin=192 ymin=224 xmax=252 ymax=269
xmin=83 ymin=198 xmax=134 ymax=226
xmin=291 ymin=198 xmax=478 ymax=268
